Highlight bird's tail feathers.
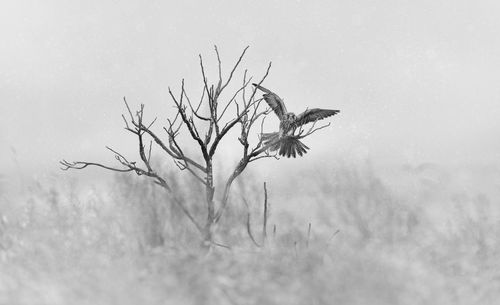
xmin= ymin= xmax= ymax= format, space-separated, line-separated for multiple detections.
xmin=279 ymin=136 xmax=309 ymax=158
xmin=261 ymin=132 xmax=310 ymax=158
xmin=261 ymin=132 xmax=281 ymax=151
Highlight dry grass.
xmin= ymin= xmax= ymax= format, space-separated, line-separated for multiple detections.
xmin=1 ymin=163 xmax=499 ymax=304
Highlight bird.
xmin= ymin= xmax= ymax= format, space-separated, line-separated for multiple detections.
xmin=253 ymin=83 xmax=340 ymax=158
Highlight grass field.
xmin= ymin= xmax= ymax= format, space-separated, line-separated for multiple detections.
xmin=1 ymin=162 xmax=499 ymax=304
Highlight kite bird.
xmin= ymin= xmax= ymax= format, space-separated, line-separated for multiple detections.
xmin=253 ymin=83 xmax=340 ymax=158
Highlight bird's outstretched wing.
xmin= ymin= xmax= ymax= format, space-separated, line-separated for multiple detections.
xmin=253 ymin=83 xmax=287 ymax=120
xmin=294 ymin=108 xmax=340 ymax=126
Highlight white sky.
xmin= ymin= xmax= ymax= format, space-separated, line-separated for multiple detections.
xmin=1 ymin=0 xmax=500 ymax=180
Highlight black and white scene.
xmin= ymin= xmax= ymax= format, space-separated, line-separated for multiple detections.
xmin=1 ymin=1 xmax=499 ymax=304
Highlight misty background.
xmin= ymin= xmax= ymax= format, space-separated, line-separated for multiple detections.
xmin=2 ymin=0 xmax=500 ymax=186
xmin=2 ymin=2 xmax=500 ymax=304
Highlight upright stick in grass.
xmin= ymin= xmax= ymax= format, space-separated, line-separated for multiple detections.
xmin=263 ymin=182 xmax=268 ymax=242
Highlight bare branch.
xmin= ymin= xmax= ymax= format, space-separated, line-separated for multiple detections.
xmin=121 ymin=114 xmax=130 ymax=130
xmin=146 ymin=117 xmax=158 ymax=130
xmin=60 ymin=160 xmax=134 ymax=172
xmin=242 ymin=69 xmax=249 ymax=107
xmin=199 ymin=54 xmax=214 ymax=106
xmin=208 ymin=61 xmax=272 ymax=158
xmin=169 ymin=85 xmax=209 ymax=160
xmin=135 ymin=112 xmax=154 ymax=173
xmin=123 ymin=97 xmax=134 ymax=121
xmin=184 ymin=88 xmax=210 ymax=121
xmin=211 ymin=241 xmax=231 ymax=250
xmin=185 ymin=166 xmax=208 ymax=186
xmin=208 ymin=97 xmax=263 ymax=158
xmin=220 ymin=46 xmax=249 ymax=93
xmin=162 ymin=191 xmax=203 ymax=234
xmin=64 ymin=145 xmax=169 ymax=191
xmin=218 ymin=77 xmax=253 ymax=122
xmin=248 ymin=102 xmax=268 ymax=128
xmin=214 ymin=45 xmax=222 ymax=96
xmin=244 ymin=62 xmax=272 ymax=105
xmin=147 ymin=141 xmax=153 ymax=163
xmin=196 ymin=84 xmax=206 ymax=112
xmin=249 ymin=152 xmax=279 ymax=163
xmin=242 ymin=197 xmax=262 ymax=247
xmin=146 ymin=126 xmax=206 ymax=172
xmin=62 ymin=146 xmax=204 ymax=234
xmin=106 ymin=146 xmax=130 ymax=163
xmin=296 ymin=122 xmax=331 ymax=139
xmin=166 ymin=130 xmax=207 ymax=185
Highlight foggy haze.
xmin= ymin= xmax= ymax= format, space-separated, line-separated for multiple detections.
xmin=3 ymin=2 xmax=500 ymax=304
xmin=2 ymin=0 xmax=500 ymax=180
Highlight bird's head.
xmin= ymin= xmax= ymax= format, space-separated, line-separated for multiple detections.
xmin=285 ymin=112 xmax=296 ymax=121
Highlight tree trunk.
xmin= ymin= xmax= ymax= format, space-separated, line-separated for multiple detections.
xmin=204 ymin=160 xmax=215 ymax=244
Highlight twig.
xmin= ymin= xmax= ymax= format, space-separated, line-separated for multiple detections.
xmin=306 ymin=223 xmax=311 ymax=248
xmin=60 ymin=160 xmax=134 ymax=172
xmin=218 ymin=78 xmax=252 ymax=122
xmin=184 ymin=86 xmax=210 ymax=121
xmin=214 ymin=45 xmax=222 ymax=96
xmin=263 ymin=182 xmax=268 ymax=241
xmin=169 ymin=85 xmax=209 ymax=160
xmin=211 ymin=241 xmax=231 ymax=250
xmin=324 ymin=229 xmax=341 ymax=250
xmin=296 ymin=122 xmax=331 ymax=139
xmin=220 ymin=46 xmax=249 ymax=93
xmin=242 ymin=197 xmax=262 ymax=247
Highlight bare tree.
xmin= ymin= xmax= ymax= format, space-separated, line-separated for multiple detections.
xmin=61 ymin=46 xmax=327 ymax=246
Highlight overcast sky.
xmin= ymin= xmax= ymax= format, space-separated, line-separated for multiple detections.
xmin=1 ymin=0 xmax=500 ymax=180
